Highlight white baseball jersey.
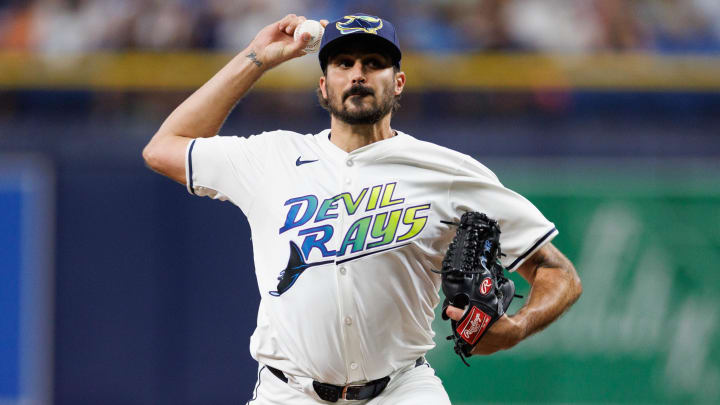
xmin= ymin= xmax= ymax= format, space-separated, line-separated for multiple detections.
xmin=185 ymin=129 xmax=557 ymax=385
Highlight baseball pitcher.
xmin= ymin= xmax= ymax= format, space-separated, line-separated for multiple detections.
xmin=143 ymin=12 xmax=582 ymax=405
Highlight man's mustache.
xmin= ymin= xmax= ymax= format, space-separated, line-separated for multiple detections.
xmin=343 ymin=85 xmax=374 ymax=100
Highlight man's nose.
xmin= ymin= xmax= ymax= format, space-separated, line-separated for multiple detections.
xmin=350 ymin=61 xmax=366 ymax=84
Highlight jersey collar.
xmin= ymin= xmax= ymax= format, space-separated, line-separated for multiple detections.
xmin=316 ymin=129 xmax=408 ymax=163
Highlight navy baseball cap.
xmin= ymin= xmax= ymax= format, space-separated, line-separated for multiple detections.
xmin=318 ymin=14 xmax=402 ymax=72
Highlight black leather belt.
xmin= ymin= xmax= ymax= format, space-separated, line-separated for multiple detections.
xmin=266 ymin=357 xmax=424 ymax=402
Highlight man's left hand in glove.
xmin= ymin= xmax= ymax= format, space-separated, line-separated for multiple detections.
xmin=445 ymin=242 xmax=583 ymax=357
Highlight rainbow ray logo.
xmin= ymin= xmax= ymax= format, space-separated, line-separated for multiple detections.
xmin=336 ymin=15 xmax=383 ymax=34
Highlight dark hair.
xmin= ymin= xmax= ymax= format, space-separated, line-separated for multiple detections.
xmin=316 ymin=65 xmax=402 ymax=115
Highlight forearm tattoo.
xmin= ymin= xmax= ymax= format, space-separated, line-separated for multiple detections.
xmin=246 ymin=50 xmax=262 ymax=67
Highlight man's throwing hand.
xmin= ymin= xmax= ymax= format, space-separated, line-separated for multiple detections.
xmin=249 ymin=14 xmax=329 ymax=71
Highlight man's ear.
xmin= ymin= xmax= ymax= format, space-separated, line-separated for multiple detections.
xmin=319 ymin=76 xmax=328 ymax=99
xmin=394 ymin=71 xmax=406 ymax=96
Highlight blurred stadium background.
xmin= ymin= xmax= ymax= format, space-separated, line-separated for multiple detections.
xmin=1 ymin=0 xmax=719 ymax=404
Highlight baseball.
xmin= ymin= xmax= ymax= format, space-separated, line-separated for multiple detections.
xmin=294 ymin=19 xmax=324 ymax=53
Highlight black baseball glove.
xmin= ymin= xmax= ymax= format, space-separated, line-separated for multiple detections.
xmin=435 ymin=212 xmax=517 ymax=365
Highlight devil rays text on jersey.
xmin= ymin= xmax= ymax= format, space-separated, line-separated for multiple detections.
xmin=271 ymin=182 xmax=431 ymax=296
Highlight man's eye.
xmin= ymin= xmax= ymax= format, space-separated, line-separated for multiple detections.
xmin=367 ymin=59 xmax=386 ymax=68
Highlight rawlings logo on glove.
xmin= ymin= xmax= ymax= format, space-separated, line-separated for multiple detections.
xmin=479 ymin=278 xmax=492 ymax=295
xmin=434 ymin=212 xmax=518 ymax=365
xmin=458 ymin=307 xmax=491 ymax=344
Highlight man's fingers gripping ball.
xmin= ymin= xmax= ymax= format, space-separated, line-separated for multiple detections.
xmin=278 ymin=14 xmax=305 ymax=35
xmin=293 ymin=19 xmax=325 ymax=53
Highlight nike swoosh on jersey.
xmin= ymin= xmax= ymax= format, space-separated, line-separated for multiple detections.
xmin=296 ymin=156 xmax=319 ymax=166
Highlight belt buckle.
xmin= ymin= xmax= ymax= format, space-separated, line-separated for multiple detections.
xmin=341 ymin=384 xmax=364 ymax=400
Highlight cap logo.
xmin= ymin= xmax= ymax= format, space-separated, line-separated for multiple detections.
xmin=336 ymin=15 xmax=383 ymax=35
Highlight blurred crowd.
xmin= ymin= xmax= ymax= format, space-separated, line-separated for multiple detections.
xmin=1 ymin=0 xmax=720 ymax=53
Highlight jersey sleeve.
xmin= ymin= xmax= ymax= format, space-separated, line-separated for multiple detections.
xmin=185 ymin=134 xmax=269 ymax=213
xmin=449 ymin=156 xmax=558 ymax=271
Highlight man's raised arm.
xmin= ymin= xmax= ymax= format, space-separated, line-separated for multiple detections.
xmin=142 ymin=14 xmax=325 ymax=184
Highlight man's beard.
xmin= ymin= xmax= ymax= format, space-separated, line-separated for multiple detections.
xmin=325 ymin=83 xmax=394 ymax=125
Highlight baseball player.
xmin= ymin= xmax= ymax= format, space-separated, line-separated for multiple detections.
xmin=143 ymin=13 xmax=582 ymax=404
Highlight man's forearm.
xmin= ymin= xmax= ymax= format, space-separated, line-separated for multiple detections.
xmin=155 ymin=47 xmax=265 ymax=141
xmin=142 ymin=15 xmax=316 ymax=183
xmin=142 ymin=47 xmax=266 ymax=183
xmin=513 ymin=243 xmax=582 ymax=340
xmin=456 ymin=243 xmax=581 ymax=355
xmin=149 ymin=14 xmax=316 ymax=145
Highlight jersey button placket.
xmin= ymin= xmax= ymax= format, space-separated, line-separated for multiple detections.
xmin=339 ymin=156 xmax=363 ymax=381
